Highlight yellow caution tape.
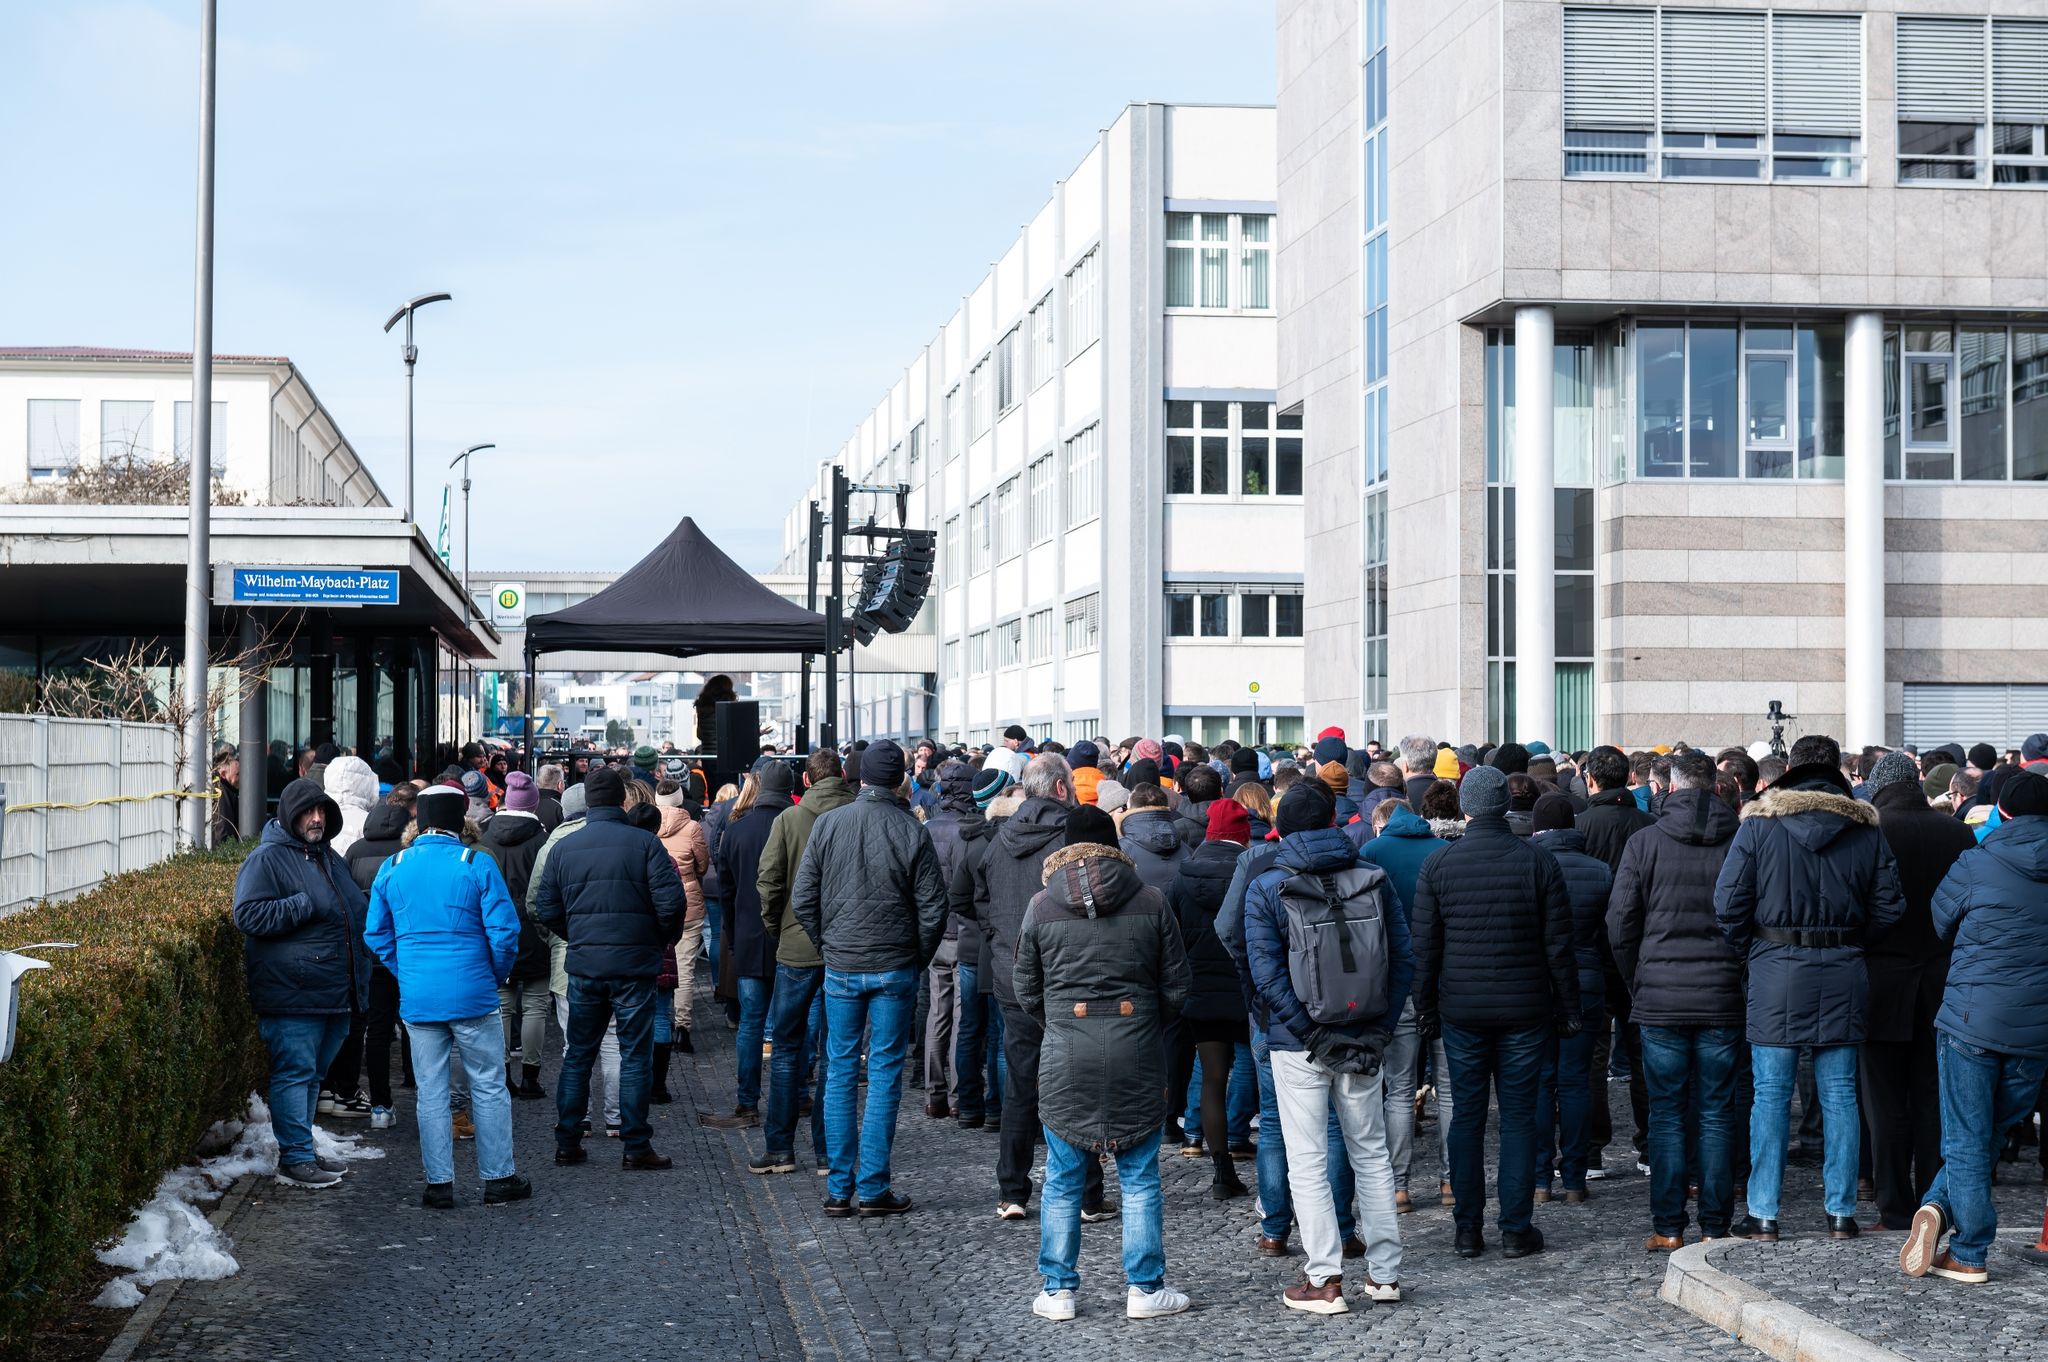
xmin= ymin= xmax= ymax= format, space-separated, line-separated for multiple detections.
xmin=8 ymin=790 xmax=217 ymax=813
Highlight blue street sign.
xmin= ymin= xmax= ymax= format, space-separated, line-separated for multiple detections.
xmin=227 ymin=567 xmax=400 ymax=607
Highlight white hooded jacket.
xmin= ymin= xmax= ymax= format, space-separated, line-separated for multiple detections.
xmin=324 ymin=755 xmax=380 ymax=855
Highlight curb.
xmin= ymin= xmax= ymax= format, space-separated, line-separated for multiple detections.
xmin=1659 ymin=1241 xmax=1913 ymax=1362
xmin=96 ymin=1173 xmax=260 ymax=1362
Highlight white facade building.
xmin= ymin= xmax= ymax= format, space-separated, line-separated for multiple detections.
xmin=776 ymin=103 xmax=1307 ymax=750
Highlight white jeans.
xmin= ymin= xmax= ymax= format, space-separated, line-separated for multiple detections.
xmin=554 ymin=991 xmax=620 ymax=1126
xmin=673 ymin=918 xmax=704 ymax=1030
xmin=1271 ymin=1048 xmax=1404 ymax=1287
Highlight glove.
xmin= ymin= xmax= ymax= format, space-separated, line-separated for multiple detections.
xmin=1414 ymin=1008 xmax=1441 ymax=1042
xmin=1555 ymin=1010 xmax=1584 ymax=1039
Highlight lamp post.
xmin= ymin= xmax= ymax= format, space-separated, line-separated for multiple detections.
xmin=180 ymin=0 xmax=217 ymax=852
xmin=448 ymin=442 xmax=495 ymax=613
xmin=381 ymin=292 xmax=452 ymax=524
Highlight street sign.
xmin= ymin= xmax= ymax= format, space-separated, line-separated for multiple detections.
xmin=214 ymin=566 xmax=401 ymax=607
xmin=491 ymin=582 xmax=527 ymax=629
xmin=1248 ymin=681 xmax=1261 ymax=695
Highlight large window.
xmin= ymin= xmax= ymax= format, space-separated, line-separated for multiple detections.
xmin=944 ymin=386 xmax=964 ymax=462
xmin=994 ymin=618 xmax=1023 ymax=668
xmin=1027 ymin=453 xmax=1056 ymax=544
xmin=967 ymin=630 xmax=989 ymax=675
xmin=1165 ymin=212 xmax=1274 ymax=311
xmin=994 ymin=475 xmax=1022 ymax=562
xmin=1064 ymin=423 xmax=1101 ymax=525
xmin=1165 ymin=584 xmax=1304 ymax=640
xmin=1063 ymin=593 xmax=1100 ymax=655
xmin=100 ymin=400 xmax=155 ymax=468
xmin=941 ymin=515 xmax=961 ymax=579
xmin=944 ymin=640 xmax=961 ymax=681
xmin=1885 ymin=323 xmax=2048 ymax=480
xmin=27 ymin=398 xmax=80 ymax=479
xmin=1897 ymin=16 xmax=2048 ymax=185
xmin=1029 ymin=294 xmax=1056 ymax=389
xmin=1027 ymin=608 xmax=1055 ymax=662
xmin=968 ymin=496 xmax=991 ymax=574
xmin=906 ymin=422 xmax=922 ymax=478
xmin=1065 ymin=249 xmax=1100 ymax=357
xmin=996 ymin=327 xmax=1020 ymax=414
xmin=1166 ymin=399 xmax=1302 ymax=498
xmin=1563 ymin=7 xmax=1863 ymax=182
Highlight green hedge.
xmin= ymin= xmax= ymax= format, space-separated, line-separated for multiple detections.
xmin=0 ymin=844 xmax=265 ymax=1356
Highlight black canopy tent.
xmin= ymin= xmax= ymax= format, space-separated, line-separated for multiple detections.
xmin=519 ymin=516 xmax=831 ymax=763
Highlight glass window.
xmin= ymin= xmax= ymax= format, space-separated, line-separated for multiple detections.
xmin=1637 ymin=325 xmax=1686 ymax=477
xmin=1883 ymin=329 xmax=1902 ymax=478
xmin=28 ymin=398 xmax=82 ymax=478
xmin=1065 ymin=249 xmax=1100 ymax=356
xmin=1199 ymin=592 xmax=1230 ymax=637
xmin=1167 ymin=435 xmax=1195 ymax=494
xmin=1242 ymin=401 xmax=1269 ymax=430
xmin=1063 ymin=594 xmax=1100 ymax=654
xmin=2015 ymin=329 xmax=2048 ymax=481
xmin=1555 ymin=575 xmax=1594 ymax=658
xmin=1241 ymin=215 xmax=1272 ymax=309
xmin=1906 ymin=357 xmax=1955 ymax=479
xmin=1199 ymin=436 xmax=1228 ymax=495
xmin=1276 ymin=594 xmax=1304 ymax=637
xmin=969 ymin=496 xmax=991 ymax=573
xmin=1959 ymin=328 xmax=2009 ymax=480
xmin=1277 ymin=434 xmax=1303 ymax=495
xmin=995 ymin=329 xmax=1020 ymax=413
xmin=1166 ymin=591 xmax=1194 ymax=637
xmin=1241 ymin=436 xmax=1270 ymax=495
xmin=969 ymin=360 xmax=990 ymax=437
xmin=1065 ymin=425 xmax=1100 ymax=524
xmin=1027 ymin=609 xmax=1054 ymax=662
xmin=100 ymin=400 xmax=155 ymax=468
xmin=1799 ymin=323 xmax=1847 ymax=479
xmin=1029 ymin=295 xmax=1056 ymax=389
xmin=1028 ymin=454 xmax=1056 ymax=543
xmin=1241 ymin=593 xmax=1270 ymax=637
xmin=994 ymin=476 xmax=1021 ymax=562
xmin=1747 ymin=356 xmax=1791 ymax=446
xmin=1555 ymin=488 xmax=1594 ymax=571
xmin=1689 ymin=324 xmax=1739 ymax=477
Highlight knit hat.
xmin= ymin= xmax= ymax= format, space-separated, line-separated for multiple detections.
xmin=1132 ymin=738 xmax=1164 ymax=764
xmin=657 ymin=786 xmax=688 ymax=808
xmin=1526 ymin=740 xmax=1552 ymax=757
xmin=560 ymin=783 xmax=588 ymax=820
xmin=1488 ymin=742 xmax=1530 ymax=775
xmin=417 ymin=782 xmax=467 ymax=833
xmin=1067 ymin=740 xmax=1101 ymax=771
xmin=1206 ymin=799 xmax=1252 ymax=844
xmin=1317 ymin=760 xmax=1350 ymax=794
xmin=2024 ymin=733 xmax=2048 ymax=763
xmin=1230 ymin=748 xmax=1260 ymax=775
xmin=1532 ymin=791 xmax=1576 ymax=834
xmin=1064 ymin=804 xmax=1120 ymax=849
xmin=972 ymin=767 xmax=1012 ymax=808
xmin=1003 ymin=724 xmax=1030 ymax=745
xmin=1316 ymin=726 xmax=1346 ymax=743
xmin=1968 ymin=742 xmax=1998 ymax=771
xmin=633 ymin=745 xmax=658 ymax=766
xmin=1275 ymin=780 xmax=1336 ymax=835
xmin=1866 ymin=750 xmax=1921 ymax=793
xmin=1312 ymin=735 xmax=1349 ymax=766
xmin=504 ymin=770 xmax=539 ymax=812
xmin=1921 ymin=762 xmax=1958 ymax=801
xmin=460 ymin=768 xmax=488 ymax=800
xmin=1433 ymin=749 xmax=1461 ymax=780
xmin=757 ymin=760 xmax=795 ymax=796
xmin=584 ymin=766 xmax=626 ymax=807
xmin=1126 ymin=757 xmax=1161 ymax=788
xmin=1095 ymin=779 xmax=1132 ymax=813
xmin=1999 ymin=769 xmax=2048 ymax=817
xmin=1458 ymin=765 xmax=1510 ymax=819
xmin=862 ymin=739 xmax=907 ymax=790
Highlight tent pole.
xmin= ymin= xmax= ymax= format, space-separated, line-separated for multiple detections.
xmin=823 ymin=467 xmax=845 ymax=750
xmin=522 ymin=642 xmax=536 ymax=774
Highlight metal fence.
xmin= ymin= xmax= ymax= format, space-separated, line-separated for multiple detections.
xmin=0 ymin=716 xmax=181 ymax=915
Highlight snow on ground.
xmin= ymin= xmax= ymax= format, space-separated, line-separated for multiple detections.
xmin=91 ymin=1094 xmax=385 ymax=1308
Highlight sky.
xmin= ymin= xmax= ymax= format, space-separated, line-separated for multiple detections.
xmin=0 ymin=0 xmax=1275 ymax=572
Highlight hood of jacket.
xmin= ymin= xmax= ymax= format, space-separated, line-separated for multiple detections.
xmin=1274 ymin=825 xmax=1360 ymax=874
xmin=1427 ymin=817 xmax=1466 ymax=840
xmin=1656 ymin=787 xmax=1740 ymax=846
xmin=1982 ymin=815 xmax=2048 ymax=880
xmin=1740 ymin=782 xmax=1878 ymax=851
xmin=359 ymin=801 xmax=411 ymax=843
xmin=1120 ymin=808 xmax=1184 ymax=855
xmin=997 ymin=795 xmax=1069 ymax=864
xmin=275 ymin=777 xmax=342 ymax=846
xmin=1039 ymin=843 xmax=1145 ymax=918
xmin=800 ymin=775 xmax=855 ymax=813
xmin=656 ymin=805 xmax=693 ymax=840
xmin=1531 ymin=826 xmax=1589 ymax=856
xmin=481 ymin=810 xmax=546 ymax=849
xmin=1378 ymin=805 xmax=1434 ymax=841
xmin=1587 ymin=786 xmax=1638 ymax=813
xmin=324 ymin=755 xmax=378 ymax=813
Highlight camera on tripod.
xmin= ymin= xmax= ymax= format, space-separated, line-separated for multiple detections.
xmin=1765 ymin=699 xmax=1794 ymax=759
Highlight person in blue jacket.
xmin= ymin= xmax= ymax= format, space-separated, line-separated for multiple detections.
xmin=1901 ymin=770 xmax=2048 ymax=1285
xmin=364 ymin=782 xmax=527 ymax=1208
xmin=232 ymin=777 xmax=370 ymax=1191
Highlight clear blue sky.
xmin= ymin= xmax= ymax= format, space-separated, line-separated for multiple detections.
xmin=0 ymin=0 xmax=1274 ymax=571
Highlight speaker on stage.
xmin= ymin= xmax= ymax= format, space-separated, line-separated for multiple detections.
xmin=714 ymin=700 xmax=761 ymax=776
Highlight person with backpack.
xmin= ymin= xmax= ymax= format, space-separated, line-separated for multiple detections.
xmin=1243 ymin=780 xmax=1413 ymax=1314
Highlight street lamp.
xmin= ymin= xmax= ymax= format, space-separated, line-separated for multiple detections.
xmin=181 ymin=0 xmax=217 ymax=851
xmin=382 ymin=291 xmax=452 ymax=524
xmin=448 ymin=442 xmax=495 ymax=612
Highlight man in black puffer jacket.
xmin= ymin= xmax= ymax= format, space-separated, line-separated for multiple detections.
xmin=1167 ymin=799 xmax=1254 ymax=1196
xmin=1529 ymin=793 xmax=1610 ymax=1203
xmin=531 ymin=766 xmax=687 ymax=1170
xmin=1607 ymin=752 xmax=1743 ymax=1250
xmin=1119 ymin=784 xmax=1190 ymax=893
xmin=919 ymin=760 xmax=976 ymax=1119
xmin=233 ymin=778 xmax=371 ymax=1190
xmin=1015 ymin=806 xmax=1193 ymax=1321
xmin=948 ymin=767 xmax=1011 ymax=1129
xmin=1412 ymin=765 xmax=1577 ymax=1260
xmin=1715 ymin=735 xmax=1903 ymax=1242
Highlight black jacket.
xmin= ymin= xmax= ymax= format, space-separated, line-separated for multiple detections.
xmin=1411 ymin=814 xmax=1578 ymax=1030
xmin=1577 ymin=786 xmax=1657 ymax=874
xmin=1713 ymin=773 xmax=1906 ymax=1047
xmin=925 ymin=805 xmax=970 ymax=942
xmin=791 ymin=788 xmax=949 ymax=974
xmin=1015 ymin=844 xmax=1191 ymax=1151
xmin=699 ymin=796 xmax=735 ymax=902
xmin=530 ymin=806 xmax=687 ymax=980
xmin=232 ymin=779 xmax=370 ymax=1016
xmin=947 ymin=810 xmax=997 ymax=984
xmin=537 ymin=792 xmax=564 ymax=834
xmin=1403 ymin=773 xmax=1438 ymax=810
xmin=1173 ymin=801 xmax=1212 ymax=850
xmin=1119 ymin=809 xmax=1190 ymax=895
xmin=1529 ymin=826 xmax=1610 ymax=1017
xmin=1867 ymin=781 xmax=1977 ymax=1045
xmin=970 ymin=796 xmax=1070 ymax=1004
xmin=714 ymin=795 xmax=792 ymax=981
xmin=1167 ymin=839 xmax=1248 ymax=1023
xmin=345 ymin=803 xmax=411 ymax=893
xmin=1606 ymin=789 xmax=1744 ymax=1029
xmin=477 ymin=811 xmax=550 ymax=983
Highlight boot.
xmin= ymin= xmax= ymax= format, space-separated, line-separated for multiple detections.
xmin=651 ymin=1043 xmax=673 ymax=1104
xmin=2020 ymin=1204 xmax=2048 ymax=1266
xmin=517 ymin=1063 xmax=546 ymax=1100
xmin=506 ymin=1063 xmax=520 ymax=1094
xmin=675 ymin=1025 xmax=694 ymax=1055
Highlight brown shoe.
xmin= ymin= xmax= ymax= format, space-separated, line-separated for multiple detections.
xmin=1440 ymin=1181 xmax=1455 ymax=1207
xmin=622 ymin=1150 xmax=673 ymax=1171
xmin=451 ymin=1110 xmax=475 ymax=1141
xmin=1255 ymin=1235 xmax=1291 ymax=1257
xmin=1646 ymin=1233 xmax=1684 ymax=1252
xmin=1562 ymin=1189 xmax=1590 ymax=1204
xmin=1342 ymin=1236 xmax=1366 ymax=1259
xmin=1927 ymin=1250 xmax=1989 ymax=1285
xmin=1394 ymin=1190 xmax=1414 ymax=1214
xmin=1282 ymin=1276 xmax=1349 ymax=1315
xmin=699 ymin=1106 xmax=760 ymax=1130
xmin=1533 ymin=1187 xmax=1553 ymax=1204
xmin=554 ymin=1145 xmax=587 ymax=1166
xmin=925 ymin=1099 xmax=950 ymax=1120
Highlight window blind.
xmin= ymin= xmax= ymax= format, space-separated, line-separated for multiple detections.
xmin=1993 ymin=19 xmax=2048 ymax=124
xmin=1659 ymin=9 xmax=1767 ymax=134
xmin=1563 ymin=6 xmax=1655 ymax=130
xmin=1896 ymin=15 xmax=1986 ymax=123
xmin=1771 ymin=12 xmax=1863 ymax=136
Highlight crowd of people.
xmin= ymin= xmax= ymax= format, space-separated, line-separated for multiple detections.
xmin=229 ymin=721 xmax=2048 ymax=1320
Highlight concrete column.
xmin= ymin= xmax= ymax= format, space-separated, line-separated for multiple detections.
xmin=1843 ymin=311 xmax=1886 ymax=748
xmin=1514 ymin=305 xmax=1556 ymax=746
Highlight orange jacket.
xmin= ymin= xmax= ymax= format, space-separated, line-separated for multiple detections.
xmin=1072 ymin=766 xmax=1103 ymax=806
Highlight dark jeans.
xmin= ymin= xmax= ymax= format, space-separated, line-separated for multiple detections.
xmin=762 ymin=964 xmax=828 ymax=1160
xmin=1926 ymin=1033 xmax=2048 ymax=1268
xmin=556 ymin=975 xmax=656 ymax=1155
xmin=1860 ymin=1032 xmax=1942 ymax=1229
xmin=734 ymin=974 xmax=773 ymax=1109
xmin=363 ymin=964 xmax=402 ymax=1109
xmin=953 ymin=963 xmax=1005 ymax=1120
xmin=1639 ymin=1024 xmax=1740 ymax=1237
xmin=1442 ymin=1021 xmax=1547 ymax=1236
xmin=1535 ymin=1008 xmax=1604 ymax=1190
xmin=999 ymin=1000 xmax=1102 ymax=1210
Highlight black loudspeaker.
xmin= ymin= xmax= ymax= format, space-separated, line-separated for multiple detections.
xmin=714 ymin=700 xmax=761 ymax=774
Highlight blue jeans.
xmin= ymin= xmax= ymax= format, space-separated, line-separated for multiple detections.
xmin=556 ymin=975 xmax=657 ymax=1155
xmin=1182 ymin=1044 xmax=1256 ymax=1145
xmin=1534 ymin=1009 xmax=1605 ymax=1190
xmin=735 ymin=975 xmax=772 ymax=1109
xmin=822 ymin=967 xmax=918 ymax=1202
xmin=1442 ymin=1021 xmax=1548 ymax=1235
xmin=654 ymin=987 xmax=675 ymax=1045
xmin=410 ymin=1014 xmax=515 ymax=1184
xmin=1925 ymin=1033 xmax=2048 ymax=1268
xmin=1250 ymin=1029 xmax=1354 ymax=1242
xmin=762 ymin=964 xmax=828 ymax=1159
xmin=257 ymin=1014 xmax=350 ymax=1166
xmin=1640 ymin=1024 xmax=1740 ymax=1236
xmin=702 ymin=898 xmax=722 ymax=979
xmin=952 ymin=963 xmax=1005 ymax=1119
xmin=1040 ymin=1128 xmax=1164 ymax=1293
xmin=1749 ymin=1043 xmax=1858 ymax=1220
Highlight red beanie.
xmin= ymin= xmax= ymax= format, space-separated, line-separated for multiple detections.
xmin=1316 ymin=726 xmax=1347 ymax=742
xmin=1206 ymin=799 xmax=1252 ymax=844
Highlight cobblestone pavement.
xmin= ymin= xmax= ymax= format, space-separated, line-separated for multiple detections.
xmin=133 ymin=991 xmax=1986 ymax=1362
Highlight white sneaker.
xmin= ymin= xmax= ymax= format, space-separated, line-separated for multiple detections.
xmin=1361 ymin=1276 xmax=1401 ymax=1303
xmin=316 ymin=1090 xmax=339 ymax=1116
xmin=1032 ymin=1289 xmax=1076 ymax=1322
xmin=1126 ymin=1284 xmax=1191 ymax=1319
xmin=997 ymin=1202 xmax=1027 ymax=1221
xmin=370 ymin=1106 xmax=396 ymax=1130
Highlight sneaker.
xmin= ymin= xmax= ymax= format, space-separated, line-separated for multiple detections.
xmin=1900 ymin=1203 xmax=1948 ymax=1278
xmin=332 ymin=1092 xmax=373 ymax=1119
xmin=605 ymin=1124 xmax=622 ymax=1139
xmin=1282 ymin=1276 xmax=1348 ymax=1315
xmin=858 ymin=1191 xmax=914 ymax=1217
xmin=997 ymin=1202 xmax=1028 ymax=1221
xmin=483 ymin=1174 xmax=533 ymax=1205
xmin=314 ymin=1156 xmax=348 ymax=1175
xmin=370 ymin=1106 xmax=396 ymax=1130
xmin=1126 ymin=1284 xmax=1191 ymax=1319
xmin=1585 ymin=1163 xmax=1607 ymax=1182
xmin=451 ymin=1110 xmax=476 ymax=1141
xmin=1080 ymin=1200 xmax=1118 ymax=1223
xmin=1927 ymin=1251 xmax=1989 ymax=1285
xmin=316 ymin=1090 xmax=340 ymax=1116
xmin=276 ymin=1161 xmax=342 ymax=1190
xmin=1361 ymin=1276 xmax=1401 ymax=1304
xmin=1635 ymin=1158 xmax=1652 ymax=1177
xmin=749 ymin=1151 xmax=798 ymax=1176
xmin=1032 ymin=1289 xmax=1077 ymax=1322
